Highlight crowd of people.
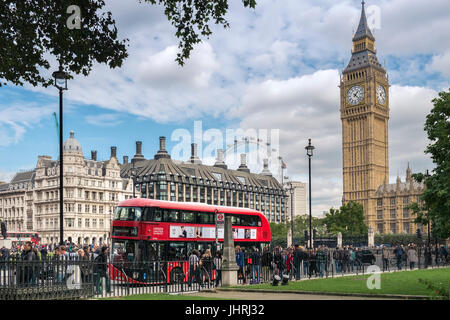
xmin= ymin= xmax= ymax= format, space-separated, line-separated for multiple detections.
xmin=0 ymin=241 xmax=111 ymax=293
xmin=1 ymin=240 xmax=448 ymax=290
xmin=381 ymin=243 xmax=449 ymax=271
xmin=231 ymin=243 xmax=449 ymax=284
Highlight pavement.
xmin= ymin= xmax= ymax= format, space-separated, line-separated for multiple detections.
xmin=179 ymin=290 xmax=398 ymax=300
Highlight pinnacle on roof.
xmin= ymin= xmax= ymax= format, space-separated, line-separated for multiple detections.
xmin=353 ymin=1 xmax=375 ymax=41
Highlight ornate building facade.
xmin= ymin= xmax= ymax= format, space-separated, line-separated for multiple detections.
xmin=340 ymin=2 xmax=424 ymax=234
xmin=0 ymin=131 xmax=135 ymax=245
xmin=121 ymin=137 xmax=288 ymax=223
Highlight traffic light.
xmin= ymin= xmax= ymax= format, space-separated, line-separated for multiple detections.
xmin=416 ymin=228 xmax=422 ymax=239
xmin=313 ymin=228 xmax=317 ymax=240
xmin=304 ymin=230 xmax=308 ymax=240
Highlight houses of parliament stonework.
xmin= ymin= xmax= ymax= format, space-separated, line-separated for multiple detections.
xmin=340 ymin=2 xmax=424 ymax=234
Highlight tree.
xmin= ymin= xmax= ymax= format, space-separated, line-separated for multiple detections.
xmin=410 ymin=89 xmax=450 ymax=240
xmin=0 ymin=0 xmax=128 ymax=87
xmin=269 ymin=222 xmax=288 ymax=243
xmin=323 ymin=201 xmax=368 ymax=237
xmin=0 ymin=0 xmax=257 ymax=88
xmin=292 ymin=215 xmax=326 ymax=239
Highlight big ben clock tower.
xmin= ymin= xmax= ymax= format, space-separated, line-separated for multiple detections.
xmin=340 ymin=1 xmax=389 ymax=226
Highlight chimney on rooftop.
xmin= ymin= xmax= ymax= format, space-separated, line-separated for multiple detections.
xmin=237 ymin=154 xmax=250 ymax=173
xmin=154 ymin=136 xmax=171 ymax=160
xmin=214 ymin=149 xmax=227 ymax=169
xmin=132 ymin=141 xmax=146 ymax=163
xmin=261 ymin=158 xmax=272 ymax=176
xmin=110 ymin=146 xmax=117 ymax=159
xmin=189 ymin=143 xmax=202 ymax=164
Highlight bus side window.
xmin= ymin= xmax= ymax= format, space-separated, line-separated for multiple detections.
xmin=163 ymin=210 xmax=179 ymax=223
xmin=153 ymin=209 xmax=163 ymax=222
xmin=181 ymin=211 xmax=195 ymax=223
xmin=196 ymin=212 xmax=214 ymax=225
xmin=142 ymin=208 xmax=152 ymax=221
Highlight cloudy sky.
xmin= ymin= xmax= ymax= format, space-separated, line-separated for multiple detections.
xmin=1 ymin=0 xmax=449 ymax=216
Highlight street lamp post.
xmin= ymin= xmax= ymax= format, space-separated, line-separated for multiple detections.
xmin=290 ymin=182 xmax=294 ymax=246
xmin=424 ymin=170 xmax=431 ymax=267
xmin=52 ymin=66 xmax=68 ymax=245
xmin=305 ymin=139 xmax=315 ymax=249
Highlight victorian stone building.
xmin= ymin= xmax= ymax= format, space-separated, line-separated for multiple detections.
xmin=340 ymin=2 xmax=424 ymax=234
xmin=0 ymin=131 xmax=135 ymax=245
xmin=373 ymin=165 xmax=425 ymax=234
xmin=121 ymin=137 xmax=287 ymax=223
xmin=0 ymin=171 xmax=35 ymax=232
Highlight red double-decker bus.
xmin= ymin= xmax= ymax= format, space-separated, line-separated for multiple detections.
xmin=110 ymin=198 xmax=271 ymax=284
xmin=7 ymin=231 xmax=39 ymax=247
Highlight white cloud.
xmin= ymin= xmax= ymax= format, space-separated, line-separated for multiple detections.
xmin=137 ymin=42 xmax=219 ymax=89
xmin=84 ymin=113 xmax=124 ymax=127
xmin=230 ymin=69 xmax=436 ymax=214
xmin=0 ymin=170 xmax=14 ymax=183
xmin=1 ymin=0 xmax=446 ymax=217
xmin=428 ymin=52 xmax=450 ymax=77
xmin=0 ymin=103 xmax=54 ymax=147
xmin=389 ymin=85 xmax=436 ymax=175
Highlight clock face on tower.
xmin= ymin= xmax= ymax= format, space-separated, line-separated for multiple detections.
xmin=347 ymin=85 xmax=364 ymax=105
xmin=377 ymin=85 xmax=386 ymax=105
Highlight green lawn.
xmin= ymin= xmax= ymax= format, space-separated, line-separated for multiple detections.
xmin=232 ymin=267 xmax=450 ymax=298
xmin=100 ymin=293 xmax=228 ymax=300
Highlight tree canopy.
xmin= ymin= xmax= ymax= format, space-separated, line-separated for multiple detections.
xmin=409 ymin=89 xmax=450 ymax=240
xmin=322 ymin=201 xmax=368 ymax=236
xmin=0 ymin=0 xmax=256 ymax=87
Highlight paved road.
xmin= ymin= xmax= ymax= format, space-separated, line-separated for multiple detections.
xmin=179 ymin=290 xmax=398 ymax=300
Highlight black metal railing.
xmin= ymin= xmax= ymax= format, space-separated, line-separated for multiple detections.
xmin=0 ymin=248 xmax=448 ymax=300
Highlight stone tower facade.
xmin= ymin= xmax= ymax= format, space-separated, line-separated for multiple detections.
xmin=340 ymin=1 xmax=390 ymax=226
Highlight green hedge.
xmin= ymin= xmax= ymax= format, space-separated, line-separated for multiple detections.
xmin=375 ymin=234 xmax=425 ymax=246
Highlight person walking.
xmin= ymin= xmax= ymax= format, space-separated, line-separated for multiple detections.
xmin=0 ymin=219 xmax=7 ymax=239
xmin=188 ymin=250 xmax=201 ymax=287
xmin=40 ymin=245 xmax=48 ymax=261
xmin=333 ymin=247 xmax=341 ymax=273
xmin=382 ymin=245 xmax=391 ymax=271
xmin=77 ymin=248 xmax=91 ymax=284
xmin=394 ymin=245 xmax=404 ymax=270
xmin=342 ymin=246 xmax=350 ymax=273
xmin=200 ymin=249 xmax=213 ymax=285
xmin=19 ymin=241 xmax=36 ymax=286
xmin=407 ymin=245 xmax=418 ymax=269
xmin=214 ymin=251 xmax=222 ymax=286
xmin=261 ymin=246 xmax=272 ymax=281
xmin=93 ymin=246 xmax=111 ymax=294
xmin=349 ymin=247 xmax=355 ymax=273
xmin=401 ymin=245 xmax=408 ymax=268
xmin=235 ymin=246 xmax=246 ymax=284
xmin=439 ymin=245 xmax=448 ymax=265
xmin=0 ymin=246 xmax=9 ymax=271
xmin=293 ymin=245 xmax=302 ymax=280
xmin=251 ymin=248 xmax=261 ymax=284
xmin=355 ymin=248 xmax=363 ymax=271
xmin=316 ymin=246 xmax=327 ymax=278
